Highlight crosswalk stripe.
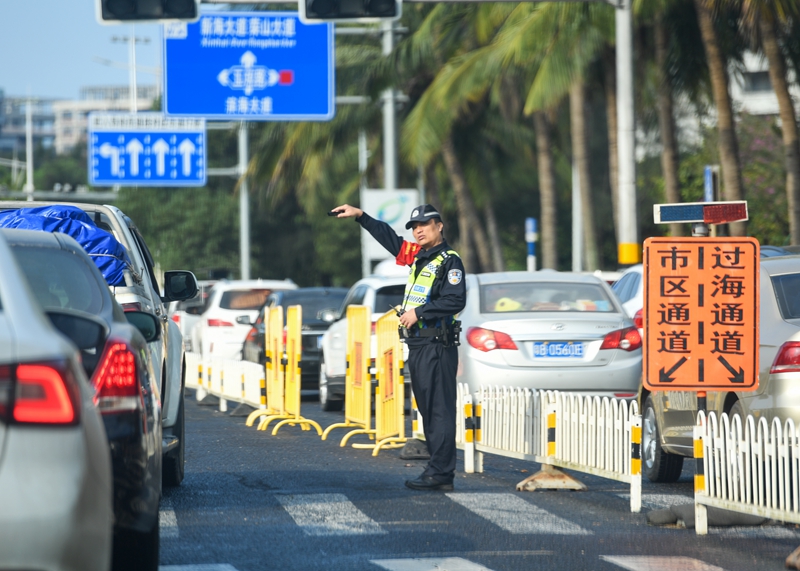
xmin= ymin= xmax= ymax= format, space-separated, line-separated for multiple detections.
xmin=160 ymin=499 xmax=179 ymax=539
xmin=446 ymin=493 xmax=591 ymax=535
xmin=600 ymin=556 xmax=726 ymax=571
xmin=372 ymin=557 xmax=495 ymax=571
xmin=276 ymin=493 xmax=386 ymax=536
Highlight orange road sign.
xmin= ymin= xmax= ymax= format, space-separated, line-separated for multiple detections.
xmin=643 ymin=237 xmax=759 ymax=392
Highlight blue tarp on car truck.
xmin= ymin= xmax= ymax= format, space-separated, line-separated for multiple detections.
xmin=0 ymin=205 xmax=132 ymax=286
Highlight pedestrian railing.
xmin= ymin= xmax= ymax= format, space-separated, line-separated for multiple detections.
xmin=693 ymin=410 xmax=800 ymax=534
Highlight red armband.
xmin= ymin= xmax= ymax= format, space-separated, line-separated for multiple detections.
xmin=396 ymin=240 xmax=421 ymax=266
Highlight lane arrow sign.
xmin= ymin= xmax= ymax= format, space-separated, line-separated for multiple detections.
xmin=152 ymin=139 xmax=170 ymax=176
xmin=718 ymin=355 xmax=745 ymax=384
xmin=126 ymin=138 xmax=143 ymax=176
xmin=659 ymin=356 xmax=687 ymax=383
xmin=99 ymin=143 xmax=120 ymax=176
xmin=177 ymin=139 xmax=196 ymax=176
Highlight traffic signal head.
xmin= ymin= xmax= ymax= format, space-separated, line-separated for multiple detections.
xmin=300 ymin=0 xmax=401 ymax=23
xmin=96 ymin=0 xmax=199 ymax=24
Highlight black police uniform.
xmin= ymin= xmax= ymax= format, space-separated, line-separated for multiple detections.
xmin=356 ymin=210 xmax=466 ymax=487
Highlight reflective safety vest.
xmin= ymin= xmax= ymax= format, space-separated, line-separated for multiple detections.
xmin=402 ymin=249 xmax=459 ymax=329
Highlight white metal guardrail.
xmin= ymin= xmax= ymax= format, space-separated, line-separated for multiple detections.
xmin=184 ymin=352 xmax=266 ymax=412
xmin=694 ymin=410 xmax=800 ymax=534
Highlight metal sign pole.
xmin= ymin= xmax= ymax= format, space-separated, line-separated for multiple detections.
xmin=239 ymin=122 xmax=251 ymax=280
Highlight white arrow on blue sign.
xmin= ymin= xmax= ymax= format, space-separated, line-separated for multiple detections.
xmin=162 ymin=12 xmax=334 ymax=121
xmin=88 ymin=113 xmax=207 ymax=187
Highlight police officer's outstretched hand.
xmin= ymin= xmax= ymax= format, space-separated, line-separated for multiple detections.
xmin=330 ymin=204 xmax=363 ymax=219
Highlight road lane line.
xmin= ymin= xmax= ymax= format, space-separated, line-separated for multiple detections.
xmin=601 ymin=556 xmax=726 ymax=571
xmin=372 ymin=557 xmax=495 ymax=570
xmin=276 ymin=493 xmax=386 ymax=536
xmin=446 ymin=493 xmax=591 ymax=535
xmin=160 ymin=499 xmax=179 ymax=539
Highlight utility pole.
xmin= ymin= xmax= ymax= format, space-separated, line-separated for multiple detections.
xmin=238 ymin=122 xmax=250 ymax=280
xmin=24 ymin=96 xmax=34 ymax=200
xmin=382 ymin=20 xmax=397 ymax=191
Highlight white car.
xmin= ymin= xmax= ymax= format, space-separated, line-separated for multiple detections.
xmin=0 ymin=231 xmax=113 ymax=571
xmin=169 ymin=280 xmax=217 ymax=352
xmin=319 ymin=274 xmax=408 ymax=411
xmin=611 ymin=263 xmax=643 ymax=330
xmin=195 ymin=279 xmax=297 ymax=360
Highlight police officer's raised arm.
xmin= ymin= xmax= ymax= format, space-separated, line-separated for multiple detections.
xmin=331 ymin=204 xmax=404 ymax=258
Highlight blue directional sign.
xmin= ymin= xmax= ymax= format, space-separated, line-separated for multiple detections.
xmin=88 ymin=113 xmax=207 ymax=187
xmin=162 ymin=12 xmax=334 ymax=121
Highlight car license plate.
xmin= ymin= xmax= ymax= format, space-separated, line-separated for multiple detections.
xmin=532 ymin=342 xmax=584 ymax=358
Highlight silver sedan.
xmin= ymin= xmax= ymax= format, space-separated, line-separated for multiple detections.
xmin=457 ymin=271 xmax=643 ymax=398
xmin=0 ymin=232 xmax=113 ymax=570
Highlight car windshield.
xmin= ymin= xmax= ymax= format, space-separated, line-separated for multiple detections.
xmin=12 ymin=247 xmax=105 ymax=314
xmin=771 ymin=273 xmax=800 ymax=319
xmin=220 ymin=289 xmax=273 ymax=310
xmin=375 ymin=285 xmax=405 ymax=313
xmin=481 ymin=281 xmax=615 ymax=313
xmin=280 ymin=292 xmax=348 ymax=324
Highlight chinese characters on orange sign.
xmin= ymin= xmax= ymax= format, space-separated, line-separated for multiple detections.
xmin=643 ymin=238 xmax=759 ymax=392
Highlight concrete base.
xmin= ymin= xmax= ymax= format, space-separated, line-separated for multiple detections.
xmin=197 ymin=394 xmax=220 ymax=407
xmin=515 ymin=464 xmax=587 ymax=491
xmin=230 ymin=402 xmax=256 ymax=417
xmin=399 ymin=439 xmax=430 ymax=460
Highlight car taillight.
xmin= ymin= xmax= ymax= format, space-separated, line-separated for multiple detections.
xmin=93 ymin=342 xmax=141 ymax=414
xmin=466 ymin=327 xmax=518 ymax=352
xmin=771 ymin=341 xmax=800 ymax=374
xmin=0 ymin=361 xmax=79 ymax=425
xmin=121 ymin=302 xmax=143 ymax=313
xmin=171 ymin=314 xmax=180 ymax=324
xmin=207 ymin=318 xmax=234 ymax=327
xmin=245 ymin=327 xmax=258 ymax=343
xmin=633 ymin=308 xmax=643 ymax=330
xmin=371 ymin=322 xmax=377 ymax=335
xmin=600 ymin=326 xmax=642 ymax=352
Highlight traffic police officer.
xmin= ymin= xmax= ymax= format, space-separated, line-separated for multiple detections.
xmin=331 ymin=203 xmax=466 ymax=491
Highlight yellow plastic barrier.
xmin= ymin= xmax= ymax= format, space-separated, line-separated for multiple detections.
xmin=321 ymin=305 xmax=374 ymax=445
xmin=371 ymin=311 xmax=406 ymax=455
xmin=271 ymin=306 xmax=322 ymax=436
xmin=246 ymin=306 xmax=277 ymax=427
xmin=256 ymin=306 xmax=290 ymax=431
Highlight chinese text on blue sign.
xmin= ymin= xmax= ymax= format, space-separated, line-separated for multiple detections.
xmin=89 ymin=113 xmax=206 ymax=187
xmin=162 ymin=12 xmax=334 ymax=120
xmin=643 ymin=237 xmax=759 ymax=392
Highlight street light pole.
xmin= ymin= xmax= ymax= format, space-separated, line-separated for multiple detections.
xmin=24 ymin=96 xmax=34 ymax=200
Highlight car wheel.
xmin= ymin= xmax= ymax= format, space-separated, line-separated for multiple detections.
xmin=642 ymin=395 xmax=684 ymax=483
xmin=163 ymin=394 xmax=185 ymax=487
xmin=319 ymin=358 xmax=343 ymax=412
xmin=112 ymin=520 xmax=159 ymax=571
xmin=729 ymin=400 xmax=745 ymax=426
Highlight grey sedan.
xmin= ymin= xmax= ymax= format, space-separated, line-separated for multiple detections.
xmin=457 ymin=271 xmax=643 ymax=398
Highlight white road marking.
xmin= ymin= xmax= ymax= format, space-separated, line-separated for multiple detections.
xmin=372 ymin=557 xmax=495 ymax=571
xmin=618 ymin=493 xmax=693 ymax=510
xmin=276 ymin=493 xmax=386 ymax=536
xmin=160 ymin=500 xmax=179 ymax=539
xmin=446 ymin=493 xmax=591 ymax=535
xmin=600 ymin=556 xmax=726 ymax=571
xmin=710 ymin=525 xmax=800 ymax=538
xmin=160 ymin=566 xmax=239 ymax=571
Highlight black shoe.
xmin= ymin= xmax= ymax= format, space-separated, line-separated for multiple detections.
xmin=404 ymin=475 xmax=454 ymax=491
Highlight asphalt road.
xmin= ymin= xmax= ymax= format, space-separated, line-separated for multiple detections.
xmin=160 ymin=392 xmax=800 ymax=571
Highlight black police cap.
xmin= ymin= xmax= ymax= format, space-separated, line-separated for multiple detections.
xmin=405 ymin=204 xmax=442 ymax=229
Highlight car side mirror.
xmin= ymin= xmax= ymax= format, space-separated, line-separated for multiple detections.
xmin=163 ymin=270 xmax=199 ymax=302
xmin=236 ymin=315 xmax=253 ymax=326
xmin=125 ymin=311 xmax=161 ymax=343
xmin=46 ymin=309 xmax=108 ymax=351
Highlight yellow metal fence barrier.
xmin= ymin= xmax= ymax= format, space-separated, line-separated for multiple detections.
xmin=372 ymin=311 xmax=406 ymax=455
xmin=322 ymin=305 xmax=374 ymax=445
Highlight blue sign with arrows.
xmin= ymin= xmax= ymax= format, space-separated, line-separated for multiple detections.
xmin=162 ymin=12 xmax=335 ymax=121
xmin=88 ymin=113 xmax=207 ymax=187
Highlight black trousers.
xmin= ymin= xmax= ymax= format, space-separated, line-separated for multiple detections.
xmin=407 ymin=340 xmax=458 ymax=483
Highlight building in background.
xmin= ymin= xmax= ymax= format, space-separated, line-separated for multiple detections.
xmin=731 ymin=52 xmax=800 ymax=117
xmin=53 ymin=85 xmax=158 ymax=155
xmin=0 ymin=94 xmax=57 ymax=153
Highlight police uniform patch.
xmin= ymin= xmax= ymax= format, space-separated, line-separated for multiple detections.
xmin=448 ymin=269 xmax=463 ymax=285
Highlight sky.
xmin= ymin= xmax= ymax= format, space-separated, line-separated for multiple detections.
xmin=0 ymin=1 xmax=166 ymax=100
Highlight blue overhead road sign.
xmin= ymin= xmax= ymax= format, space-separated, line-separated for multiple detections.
xmin=162 ymin=12 xmax=335 ymax=120
xmin=89 ymin=113 xmax=207 ymax=187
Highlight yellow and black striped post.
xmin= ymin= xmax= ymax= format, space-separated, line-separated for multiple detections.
xmin=464 ymin=402 xmax=474 ymax=443
xmin=694 ymin=427 xmax=705 ymax=493
xmin=241 ymin=371 xmax=246 ymax=400
xmin=197 ymin=364 xmax=203 ymax=388
xmin=546 ymin=407 xmax=557 ymax=457
xmin=259 ymin=374 xmax=267 ymax=409
xmin=475 ymin=403 xmax=482 ymax=443
xmin=631 ymin=420 xmax=642 ymax=476
xmin=412 ymin=396 xmax=419 ymax=435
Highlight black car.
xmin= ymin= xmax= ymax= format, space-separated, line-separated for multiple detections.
xmin=2 ymin=229 xmax=163 ymax=571
xmin=242 ymin=287 xmax=348 ymax=392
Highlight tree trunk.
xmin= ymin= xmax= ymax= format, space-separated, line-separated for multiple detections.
xmin=533 ymin=110 xmax=558 ymax=270
xmin=570 ymin=79 xmax=599 ymax=271
xmin=604 ymin=48 xmax=620 ymax=241
xmin=441 ymin=135 xmax=493 ymax=272
xmin=484 ymin=201 xmax=505 ymax=271
xmin=693 ymin=0 xmax=746 ymax=236
xmin=655 ymin=14 xmax=683 ymax=237
xmin=760 ymin=16 xmax=800 ymax=245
